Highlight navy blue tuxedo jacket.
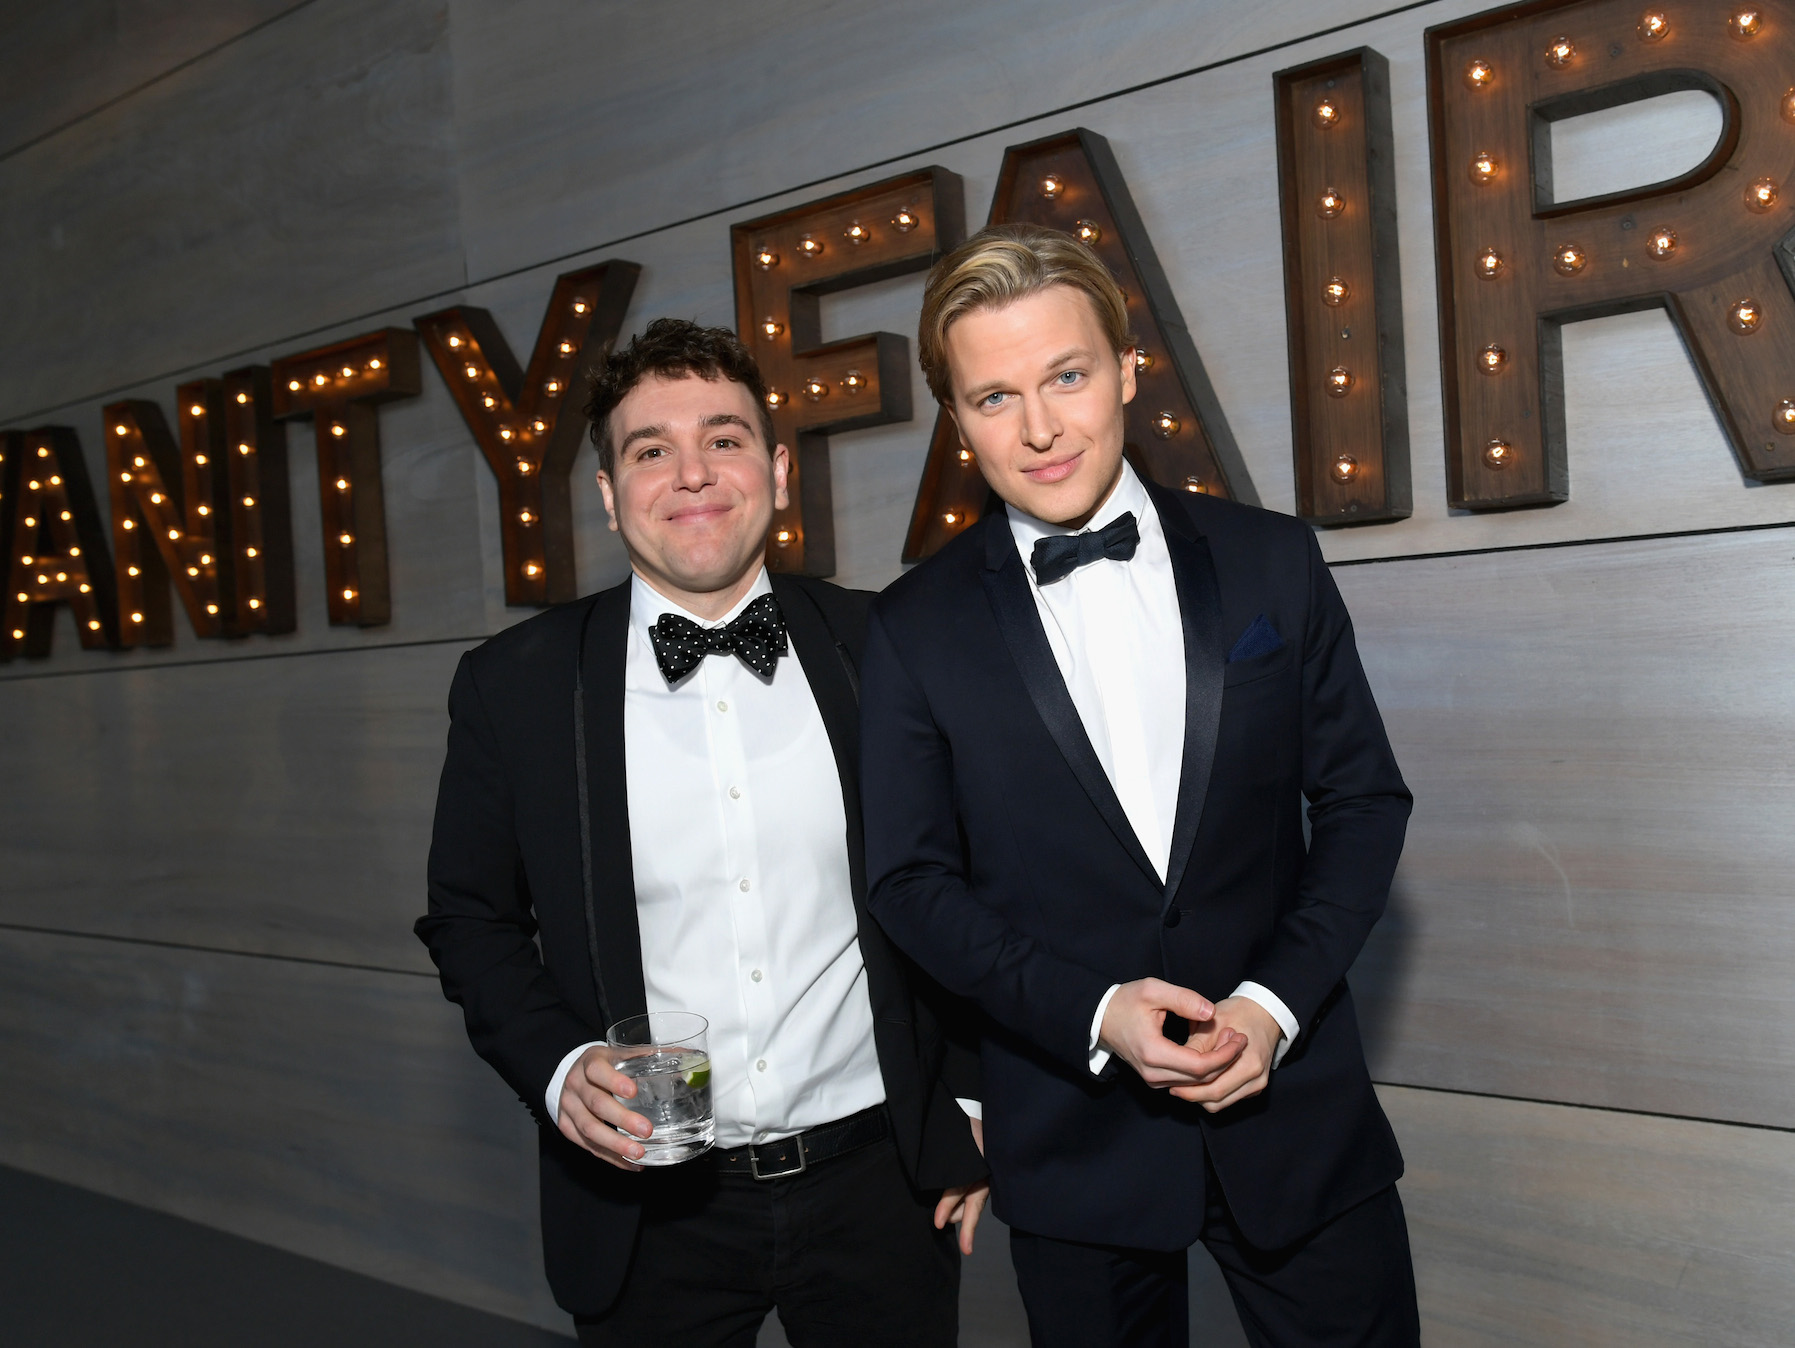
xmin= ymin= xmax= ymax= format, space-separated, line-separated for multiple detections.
xmin=860 ymin=483 xmax=1410 ymax=1252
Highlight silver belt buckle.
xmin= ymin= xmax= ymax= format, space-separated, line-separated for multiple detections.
xmin=749 ymin=1136 xmax=808 ymax=1181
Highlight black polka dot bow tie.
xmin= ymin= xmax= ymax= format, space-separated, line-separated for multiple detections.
xmin=650 ymin=592 xmax=788 ymax=684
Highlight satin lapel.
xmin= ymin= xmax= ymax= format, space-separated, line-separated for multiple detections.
xmin=578 ymin=581 xmax=649 ymax=1022
xmin=980 ymin=512 xmax=1160 ymax=887
xmin=772 ymin=577 xmax=861 ymax=836
xmin=1150 ymin=484 xmax=1227 ymax=906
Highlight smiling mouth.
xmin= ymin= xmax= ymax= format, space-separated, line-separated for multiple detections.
xmin=1023 ymin=450 xmax=1083 ymax=485
xmin=664 ymin=503 xmax=734 ymax=523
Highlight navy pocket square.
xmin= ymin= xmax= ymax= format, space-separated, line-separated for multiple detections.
xmin=1227 ymin=614 xmax=1284 ymax=663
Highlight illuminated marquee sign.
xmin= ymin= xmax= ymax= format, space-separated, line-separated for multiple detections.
xmin=3 ymin=0 xmax=1792 ymax=657
xmin=905 ymin=128 xmax=1257 ymax=562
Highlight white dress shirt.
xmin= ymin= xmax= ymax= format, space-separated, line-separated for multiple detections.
xmin=1006 ymin=461 xmax=1300 ymax=1072
xmin=546 ymin=570 xmax=887 ymax=1145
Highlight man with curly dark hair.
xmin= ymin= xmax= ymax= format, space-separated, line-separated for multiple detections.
xmin=418 ymin=318 xmax=988 ymax=1346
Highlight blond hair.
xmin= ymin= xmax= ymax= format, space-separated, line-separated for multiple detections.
xmin=917 ymin=223 xmax=1132 ymax=405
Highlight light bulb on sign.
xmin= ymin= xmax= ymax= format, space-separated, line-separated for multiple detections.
xmin=1639 ymin=11 xmax=1668 ymax=40
xmin=573 ymin=299 xmax=588 ymax=314
xmin=1553 ymin=243 xmax=1587 ymax=275
xmin=330 ymin=424 xmax=346 ymax=438
xmin=766 ymin=390 xmax=786 ymax=408
xmin=524 ymin=563 xmax=540 ymax=576
xmin=288 ymin=379 xmax=301 ymax=391
xmin=340 ymin=365 xmax=355 ymax=378
xmin=844 ymin=221 xmax=870 ymax=245
xmin=1464 ymin=58 xmax=1493 ymax=89
xmin=943 ymin=512 xmax=959 ymax=525
xmin=1074 ymin=219 xmax=1101 ymax=245
xmin=545 ymin=380 xmax=561 ymax=394
xmin=1646 ymin=227 xmax=1677 ymax=259
xmin=1745 ymin=178 xmax=1778 ymax=213
xmin=1325 ymin=366 xmax=1353 ymax=397
xmin=1783 ymin=88 xmax=1795 ymax=124
xmin=558 ymin=340 xmax=575 ymax=355
xmin=1041 ymin=174 xmax=1063 ymax=199
xmin=342 ymin=588 xmax=356 ymax=602
xmin=1483 ymin=439 xmax=1514 ymax=469
xmin=482 ymin=394 xmax=497 ymax=409
xmin=1183 ymin=476 xmax=1206 ymax=494
xmin=1469 ymin=151 xmax=1499 ymax=185
xmin=797 ymin=235 xmax=824 ymax=259
xmin=189 ymin=403 xmax=203 ymax=417
xmin=447 ymin=335 xmax=462 ymax=347
xmin=1476 ymin=248 xmax=1504 ymax=279
xmin=1313 ymin=98 xmax=1340 ymax=129
xmin=891 ymin=207 xmax=919 ymax=232
xmin=1774 ymin=399 xmax=1795 ymax=433
xmin=1152 ymin=411 xmax=1181 ymax=438
xmin=774 ymin=529 xmax=793 ymax=546
xmin=958 ymin=448 xmax=974 ymax=462
xmin=842 ymin=370 xmax=867 ymax=393
xmin=115 ymin=424 xmax=129 ymax=436
xmin=313 ymin=372 xmax=328 ymax=386
xmin=755 ymin=246 xmax=778 ymax=270
xmin=516 ymin=458 xmax=533 ymax=475
xmin=1479 ymin=343 xmax=1508 ymax=374
xmin=1729 ymin=298 xmax=1763 ymax=334
xmin=239 ymin=443 xmax=252 ymax=456
xmin=1322 ymin=277 xmax=1350 ymax=306
xmin=1316 ymin=187 xmax=1345 ymax=218
xmin=1729 ymin=9 xmax=1762 ymax=39
xmin=762 ymin=317 xmax=783 ymax=338
xmin=464 ymin=364 xmax=480 ymax=379
xmin=803 ymin=378 xmax=829 ymax=402
xmin=1545 ymin=35 xmax=1575 ymax=66
xmin=518 ymin=509 xmax=536 ymax=525
xmin=339 ymin=532 xmax=354 ymax=546
xmin=1331 ymin=455 xmax=1359 ymax=483
xmin=236 ymin=391 xmax=249 ymax=404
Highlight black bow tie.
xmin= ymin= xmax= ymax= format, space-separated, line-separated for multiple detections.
xmin=1030 ymin=511 xmax=1140 ymax=585
xmin=650 ymin=592 xmax=788 ymax=684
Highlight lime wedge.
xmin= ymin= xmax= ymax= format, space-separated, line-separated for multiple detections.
xmin=683 ymin=1065 xmax=711 ymax=1091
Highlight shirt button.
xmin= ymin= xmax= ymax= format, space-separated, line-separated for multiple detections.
xmin=739 ymin=877 xmax=751 ymax=892
xmin=716 ymin=700 xmax=728 ymax=713
xmin=729 ymin=786 xmax=741 ymax=800
xmin=756 ymin=1059 xmax=767 ymax=1072
xmin=751 ymin=969 xmax=763 ymax=982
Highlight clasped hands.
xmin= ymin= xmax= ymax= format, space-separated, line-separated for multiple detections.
xmin=1099 ymin=978 xmax=1282 ymax=1112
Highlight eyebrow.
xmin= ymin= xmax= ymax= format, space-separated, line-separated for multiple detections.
xmin=617 ymin=412 xmax=755 ymax=453
xmin=960 ymin=347 xmax=1095 ymax=401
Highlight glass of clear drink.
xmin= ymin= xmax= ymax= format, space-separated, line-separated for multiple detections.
xmin=606 ymin=1012 xmax=714 ymax=1165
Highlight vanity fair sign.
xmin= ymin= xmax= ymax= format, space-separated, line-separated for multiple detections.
xmin=4 ymin=0 xmax=1793 ymax=659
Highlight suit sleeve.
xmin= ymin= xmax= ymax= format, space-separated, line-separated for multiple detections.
xmin=415 ymin=654 xmax=600 ymax=1127
xmin=860 ymin=607 xmax=1117 ymax=1073
xmin=1243 ymin=529 xmax=1412 ymax=1032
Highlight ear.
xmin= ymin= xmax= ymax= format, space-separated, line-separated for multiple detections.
xmin=596 ymin=468 xmax=620 ymax=533
xmin=1118 ymin=348 xmax=1139 ymax=407
xmin=771 ymin=443 xmax=791 ymax=512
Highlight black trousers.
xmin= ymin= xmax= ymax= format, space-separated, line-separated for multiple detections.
xmin=574 ymin=1128 xmax=959 ymax=1348
xmin=1009 ymin=1163 xmax=1419 ymax=1348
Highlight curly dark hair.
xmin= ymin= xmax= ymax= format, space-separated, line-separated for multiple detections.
xmin=584 ymin=317 xmax=777 ymax=473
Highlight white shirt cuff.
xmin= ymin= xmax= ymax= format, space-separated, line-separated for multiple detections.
xmin=1232 ymin=982 xmax=1298 ymax=1068
xmin=1087 ymin=983 xmax=1123 ymax=1075
xmin=546 ymin=1040 xmax=605 ymax=1124
xmin=955 ymin=1097 xmax=983 ymax=1121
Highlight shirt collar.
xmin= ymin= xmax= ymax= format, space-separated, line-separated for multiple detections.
xmin=629 ymin=567 xmax=772 ymax=639
xmin=1006 ymin=458 xmax=1150 ymax=557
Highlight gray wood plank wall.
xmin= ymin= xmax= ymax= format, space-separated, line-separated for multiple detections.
xmin=2 ymin=0 xmax=1790 ymax=1340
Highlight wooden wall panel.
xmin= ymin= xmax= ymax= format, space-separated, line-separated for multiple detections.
xmin=0 ymin=0 xmax=465 ymax=421
xmin=0 ymin=642 xmax=470 ymax=971
xmin=0 ymin=927 xmax=568 ymax=1332
xmin=0 ymin=1 xmax=298 ymax=158
xmin=1382 ymin=1084 xmax=1795 ymax=1347
xmin=1342 ymin=528 xmax=1795 ymax=1129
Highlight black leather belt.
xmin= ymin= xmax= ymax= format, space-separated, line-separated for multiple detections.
xmin=713 ymin=1105 xmax=887 ymax=1181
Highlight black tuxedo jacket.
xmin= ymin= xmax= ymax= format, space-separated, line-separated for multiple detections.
xmin=417 ymin=573 xmax=985 ymax=1317
xmin=860 ymin=484 xmax=1410 ymax=1253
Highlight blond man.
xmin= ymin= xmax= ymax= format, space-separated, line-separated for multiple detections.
xmin=859 ymin=225 xmax=1419 ymax=1347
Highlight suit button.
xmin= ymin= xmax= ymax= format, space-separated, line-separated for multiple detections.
xmin=1163 ymin=907 xmax=1182 ymax=928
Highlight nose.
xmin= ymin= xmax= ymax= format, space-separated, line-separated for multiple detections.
xmin=1018 ymin=392 xmax=1060 ymax=453
xmin=670 ymin=443 xmax=715 ymax=491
